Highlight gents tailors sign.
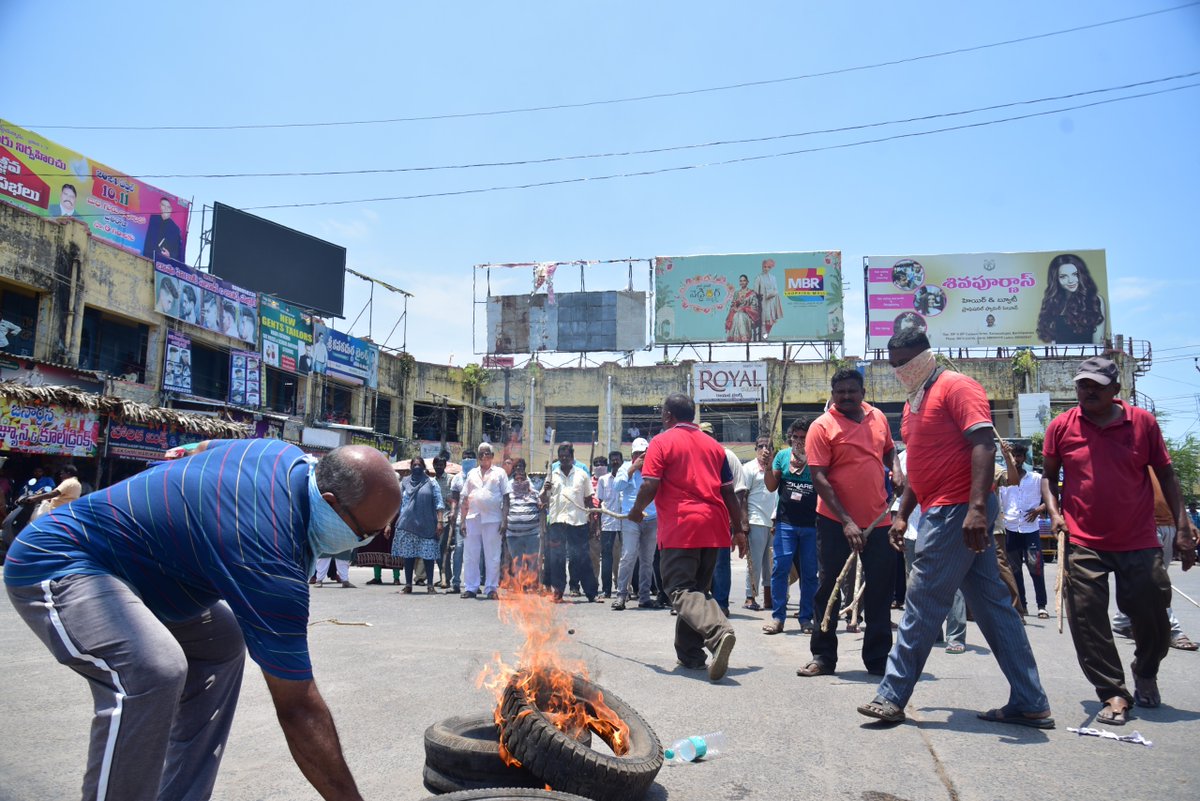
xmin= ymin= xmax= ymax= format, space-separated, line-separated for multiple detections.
xmin=693 ymin=361 xmax=768 ymax=403
xmin=0 ymin=120 xmax=191 ymax=260
xmin=0 ymin=399 xmax=99 ymax=456
xmin=864 ymin=250 xmax=1109 ymax=349
xmin=259 ymin=295 xmax=313 ymax=375
xmin=654 ymin=252 xmax=843 ymax=344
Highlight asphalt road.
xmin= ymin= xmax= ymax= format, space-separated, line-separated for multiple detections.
xmin=2 ymin=557 xmax=1197 ymax=801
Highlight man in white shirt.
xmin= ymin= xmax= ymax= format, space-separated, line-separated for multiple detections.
xmin=540 ymin=443 xmax=598 ymax=603
xmin=998 ymin=441 xmax=1047 ymax=618
xmin=595 ymin=450 xmax=625 ymax=598
xmin=741 ymin=437 xmax=778 ymax=611
xmin=700 ymin=422 xmax=749 ymax=616
xmin=459 ymin=443 xmax=511 ymax=599
xmin=611 ymin=438 xmax=661 ymax=610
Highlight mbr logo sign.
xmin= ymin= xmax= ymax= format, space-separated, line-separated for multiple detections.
xmin=784 ymin=268 xmax=825 ymax=302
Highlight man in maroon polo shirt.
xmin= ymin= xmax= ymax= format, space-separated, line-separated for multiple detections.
xmin=1043 ymin=356 xmax=1197 ymax=726
xmin=629 ymin=392 xmax=746 ymax=682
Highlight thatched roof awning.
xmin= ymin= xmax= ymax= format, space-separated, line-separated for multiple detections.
xmin=0 ymin=382 xmax=251 ymax=438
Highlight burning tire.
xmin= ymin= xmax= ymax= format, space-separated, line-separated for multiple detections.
xmin=423 ymin=715 xmax=590 ymax=793
xmin=498 ymin=671 xmax=663 ymax=801
xmin=418 ymin=790 xmax=594 ymax=801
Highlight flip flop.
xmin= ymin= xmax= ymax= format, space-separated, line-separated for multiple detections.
xmin=977 ymin=705 xmax=1055 ymax=729
xmin=796 ymin=661 xmax=834 ymax=677
xmin=1096 ymin=701 xmax=1129 ymax=726
xmin=857 ymin=697 xmax=905 ymax=723
xmin=1170 ymin=635 xmax=1199 ymax=651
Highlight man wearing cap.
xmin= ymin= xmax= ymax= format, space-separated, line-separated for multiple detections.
xmin=1042 ymin=356 xmax=1197 ymax=725
xmin=611 ymin=437 xmax=660 ymax=610
xmin=628 ymin=393 xmax=746 ymax=681
xmin=700 ymin=421 xmax=749 ymax=616
xmin=859 ymin=329 xmax=1051 ymax=727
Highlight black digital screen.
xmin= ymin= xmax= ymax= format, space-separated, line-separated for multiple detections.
xmin=209 ymin=202 xmax=346 ymax=317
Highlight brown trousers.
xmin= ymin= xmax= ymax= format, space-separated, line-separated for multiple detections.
xmin=1066 ymin=543 xmax=1172 ymax=704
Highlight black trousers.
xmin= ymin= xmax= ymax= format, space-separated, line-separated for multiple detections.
xmin=1066 ymin=543 xmax=1172 ymax=703
xmin=659 ymin=547 xmax=734 ymax=666
xmin=810 ymin=516 xmax=895 ymax=672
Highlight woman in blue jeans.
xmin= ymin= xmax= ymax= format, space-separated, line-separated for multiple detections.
xmin=763 ymin=418 xmax=820 ymax=634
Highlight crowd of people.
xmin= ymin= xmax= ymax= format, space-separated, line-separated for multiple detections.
xmin=2 ymin=330 xmax=1198 ymax=799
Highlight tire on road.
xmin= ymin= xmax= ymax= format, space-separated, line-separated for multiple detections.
xmin=424 ymin=714 xmax=589 ymax=792
xmin=418 ymin=789 xmax=594 ymax=801
xmin=498 ymin=671 xmax=663 ymax=801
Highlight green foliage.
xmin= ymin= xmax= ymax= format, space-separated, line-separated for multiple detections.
xmin=1011 ymin=350 xmax=1038 ymax=386
xmin=934 ymin=353 xmax=958 ymax=372
xmin=1167 ymin=433 xmax=1200 ymax=505
xmin=461 ymin=363 xmax=490 ymax=397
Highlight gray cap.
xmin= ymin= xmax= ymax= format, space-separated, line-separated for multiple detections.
xmin=1073 ymin=356 xmax=1118 ymax=386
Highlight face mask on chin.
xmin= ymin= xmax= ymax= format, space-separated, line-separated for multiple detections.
xmin=304 ymin=459 xmax=374 ymax=575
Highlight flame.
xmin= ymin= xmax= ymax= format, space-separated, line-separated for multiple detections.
xmin=475 ymin=564 xmax=631 ymax=764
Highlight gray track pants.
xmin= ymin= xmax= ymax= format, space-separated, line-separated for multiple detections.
xmin=7 ymin=573 xmax=246 ymax=801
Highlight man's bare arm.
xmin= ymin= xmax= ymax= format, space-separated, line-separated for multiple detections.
xmin=263 ymin=672 xmax=363 ymax=801
xmin=963 ymin=428 xmax=996 ymax=553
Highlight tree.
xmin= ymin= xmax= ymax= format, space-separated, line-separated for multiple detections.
xmin=1167 ymin=433 xmax=1200 ymax=506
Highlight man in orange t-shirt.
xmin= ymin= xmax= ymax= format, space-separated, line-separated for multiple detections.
xmin=858 ymin=330 xmax=1051 ymax=729
xmin=799 ymin=368 xmax=895 ymax=677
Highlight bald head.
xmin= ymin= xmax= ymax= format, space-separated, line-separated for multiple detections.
xmin=316 ymin=445 xmax=401 ymax=529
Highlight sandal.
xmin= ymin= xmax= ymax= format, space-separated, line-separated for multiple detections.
xmin=762 ymin=619 xmax=784 ymax=635
xmin=1097 ymin=699 xmax=1129 ymax=726
xmin=796 ymin=661 xmax=834 ymax=677
xmin=743 ymin=599 xmax=763 ymax=611
xmin=945 ymin=641 xmax=966 ymax=655
xmin=977 ymin=705 xmax=1055 ymax=729
xmin=1037 ymin=608 xmax=1049 ymax=619
xmin=1133 ymin=675 xmax=1161 ymax=708
xmin=857 ymin=696 xmax=905 ymax=723
xmin=1170 ymin=634 xmax=1199 ymax=651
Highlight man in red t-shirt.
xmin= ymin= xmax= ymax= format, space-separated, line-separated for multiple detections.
xmin=1043 ymin=356 xmax=1197 ymax=725
xmin=800 ymin=368 xmax=895 ymax=678
xmin=629 ymin=393 xmax=745 ymax=682
xmin=858 ymin=330 xmax=1051 ymax=728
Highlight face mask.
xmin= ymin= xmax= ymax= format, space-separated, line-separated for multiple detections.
xmin=410 ymin=465 xmax=426 ymax=480
xmin=893 ymin=349 xmax=938 ymax=411
xmin=305 ymin=458 xmax=374 ymax=575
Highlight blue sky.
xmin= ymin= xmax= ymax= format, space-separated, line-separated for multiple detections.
xmin=3 ymin=1 xmax=1199 ymax=437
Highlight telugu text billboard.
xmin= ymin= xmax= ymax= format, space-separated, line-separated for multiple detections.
xmin=653 ymin=252 xmax=843 ymax=344
xmin=0 ymin=120 xmax=190 ymax=260
xmin=154 ymin=257 xmax=257 ymax=344
xmin=864 ymin=250 xmax=1109 ymax=350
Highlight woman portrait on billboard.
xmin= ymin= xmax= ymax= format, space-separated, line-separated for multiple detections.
xmin=725 ymin=274 xmax=761 ymax=342
xmin=1035 ymin=253 xmax=1105 ymax=345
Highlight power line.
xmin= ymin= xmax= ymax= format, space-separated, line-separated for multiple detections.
xmin=21 ymin=2 xmax=1199 ymax=132
xmin=20 ymin=79 xmax=1199 ymax=217
xmin=22 ymin=72 xmax=1198 ymax=181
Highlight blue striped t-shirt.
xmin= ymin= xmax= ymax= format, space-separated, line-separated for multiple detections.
xmin=4 ymin=439 xmax=316 ymax=680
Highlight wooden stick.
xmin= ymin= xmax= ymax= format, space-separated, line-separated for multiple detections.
xmin=849 ymin=556 xmax=866 ymax=629
xmin=1055 ymin=529 xmax=1066 ymax=634
xmin=821 ymin=551 xmax=857 ymax=633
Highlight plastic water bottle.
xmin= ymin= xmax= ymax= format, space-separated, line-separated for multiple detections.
xmin=664 ymin=731 xmax=727 ymax=764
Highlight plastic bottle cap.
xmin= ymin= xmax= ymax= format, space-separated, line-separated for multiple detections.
xmin=664 ymin=749 xmax=675 ymax=760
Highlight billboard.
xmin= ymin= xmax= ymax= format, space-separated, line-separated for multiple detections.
xmin=154 ymin=257 xmax=257 ymax=344
xmin=209 ymin=202 xmax=346 ymax=318
xmin=163 ymin=331 xmax=192 ymax=394
xmin=312 ymin=322 xmax=379 ymax=387
xmin=486 ymin=291 xmax=647 ymax=354
xmin=693 ymin=362 xmax=768 ymax=403
xmin=229 ymin=350 xmax=262 ymax=407
xmin=0 ymin=120 xmax=190 ymax=260
xmin=864 ymin=250 xmax=1109 ymax=350
xmin=106 ymin=422 xmax=206 ymax=462
xmin=0 ymin=399 xmax=99 ymax=457
xmin=653 ymin=252 xmax=843 ymax=344
xmin=260 ymin=294 xmax=314 ymax=375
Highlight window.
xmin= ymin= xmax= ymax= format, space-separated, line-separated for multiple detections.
xmin=320 ymin=381 xmax=353 ymax=424
xmin=373 ymin=395 xmax=392 ymax=435
xmin=620 ymin=404 xmax=661 ymax=441
xmin=412 ymin=401 xmax=460 ymax=442
xmin=545 ymin=406 xmax=598 ymax=443
xmin=80 ymin=307 xmax=148 ymax=381
xmin=482 ymin=409 xmax=523 ymax=445
xmin=188 ymin=342 xmax=230 ymax=401
xmin=264 ymin=367 xmax=297 ymax=415
xmin=0 ymin=284 xmax=38 ymax=357
xmin=698 ymin=403 xmax=760 ymax=443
